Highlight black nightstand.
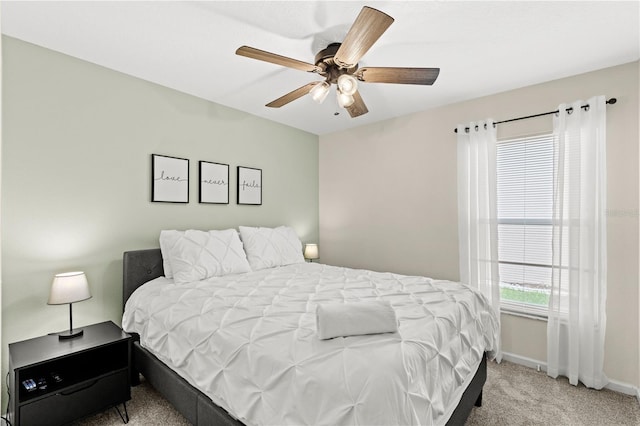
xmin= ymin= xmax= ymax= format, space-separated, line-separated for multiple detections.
xmin=8 ymin=321 xmax=131 ymax=426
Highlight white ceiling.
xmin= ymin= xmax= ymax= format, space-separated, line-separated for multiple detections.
xmin=2 ymin=1 xmax=639 ymax=135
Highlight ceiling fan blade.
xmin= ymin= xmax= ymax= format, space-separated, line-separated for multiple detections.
xmin=266 ymin=82 xmax=320 ymax=108
xmin=356 ymin=67 xmax=440 ymax=85
xmin=345 ymin=90 xmax=369 ymax=118
xmin=236 ymin=46 xmax=322 ymax=73
xmin=334 ymin=7 xmax=394 ymax=69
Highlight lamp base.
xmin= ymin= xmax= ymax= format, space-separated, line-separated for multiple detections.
xmin=58 ymin=329 xmax=84 ymax=340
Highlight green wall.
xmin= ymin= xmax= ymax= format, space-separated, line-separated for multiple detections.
xmin=1 ymin=35 xmax=319 ymax=400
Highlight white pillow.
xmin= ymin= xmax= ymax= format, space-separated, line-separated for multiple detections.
xmin=159 ymin=230 xmax=182 ymax=278
xmin=238 ymin=226 xmax=305 ymax=271
xmin=166 ymin=229 xmax=251 ymax=284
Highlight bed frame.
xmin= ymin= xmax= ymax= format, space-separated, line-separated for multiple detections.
xmin=123 ymin=248 xmax=486 ymax=425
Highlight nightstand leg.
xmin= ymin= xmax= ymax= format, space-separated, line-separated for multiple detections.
xmin=115 ymin=402 xmax=129 ymax=424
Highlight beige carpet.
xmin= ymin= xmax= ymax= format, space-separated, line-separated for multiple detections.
xmin=77 ymin=360 xmax=640 ymax=425
xmin=465 ymin=361 xmax=640 ymax=426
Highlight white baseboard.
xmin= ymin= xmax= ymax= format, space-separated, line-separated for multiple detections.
xmin=606 ymin=378 xmax=639 ymax=397
xmin=501 ymin=351 xmax=639 ymax=398
xmin=501 ymin=351 xmax=547 ymax=372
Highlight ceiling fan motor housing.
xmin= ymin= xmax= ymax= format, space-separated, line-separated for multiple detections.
xmin=315 ymin=43 xmax=359 ymax=83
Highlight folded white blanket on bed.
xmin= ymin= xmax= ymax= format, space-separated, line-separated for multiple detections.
xmin=316 ymin=300 xmax=398 ymax=340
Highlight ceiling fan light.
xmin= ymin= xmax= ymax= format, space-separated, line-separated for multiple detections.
xmin=310 ymin=82 xmax=330 ymax=104
xmin=337 ymin=90 xmax=355 ymax=108
xmin=337 ymin=74 xmax=358 ymax=96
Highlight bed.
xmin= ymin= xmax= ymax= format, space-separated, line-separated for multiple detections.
xmin=122 ymin=229 xmax=498 ymax=426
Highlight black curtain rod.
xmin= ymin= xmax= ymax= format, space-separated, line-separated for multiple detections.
xmin=454 ymin=98 xmax=617 ymax=134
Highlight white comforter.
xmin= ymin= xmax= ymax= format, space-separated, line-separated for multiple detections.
xmin=123 ymin=262 xmax=499 ymax=426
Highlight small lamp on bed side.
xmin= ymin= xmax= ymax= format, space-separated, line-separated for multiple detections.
xmin=48 ymin=271 xmax=92 ymax=340
xmin=304 ymin=244 xmax=319 ymax=262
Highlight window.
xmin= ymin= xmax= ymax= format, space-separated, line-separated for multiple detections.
xmin=496 ymin=133 xmax=553 ymax=317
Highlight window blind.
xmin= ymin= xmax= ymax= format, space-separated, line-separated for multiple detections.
xmin=496 ymin=133 xmax=554 ymax=317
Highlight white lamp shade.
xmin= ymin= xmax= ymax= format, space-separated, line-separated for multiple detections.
xmin=48 ymin=271 xmax=91 ymax=305
xmin=337 ymin=74 xmax=358 ymax=96
xmin=337 ymin=90 xmax=355 ymax=108
xmin=310 ymin=82 xmax=330 ymax=104
xmin=304 ymin=244 xmax=319 ymax=260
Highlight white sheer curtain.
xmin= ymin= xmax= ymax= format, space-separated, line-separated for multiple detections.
xmin=0 ymin=8 xmax=3 ymax=375
xmin=457 ymin=120 xmax=502 ymax=362
xmin=547 ymin=96 xmax=608 ymax=389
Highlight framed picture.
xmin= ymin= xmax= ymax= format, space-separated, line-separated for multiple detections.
xmin=237 ymin=166 xmax=262 ymax=205
xmin=151 ymin=154 xmax=189 ymax=203
xmin=199 ymin=161 xmax=229 ymax=204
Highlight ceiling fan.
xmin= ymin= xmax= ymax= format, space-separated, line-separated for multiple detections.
xmin=235 ymin=6 xmax=440 ymax=118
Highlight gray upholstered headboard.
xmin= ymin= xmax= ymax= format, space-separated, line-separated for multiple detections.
xmin=123 ymin=248 xmax=164 ymax=309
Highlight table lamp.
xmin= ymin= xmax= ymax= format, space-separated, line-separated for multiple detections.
xmin=304 ymin=244 xmax=319 ymax=262
xmin=48 ymin=271 xmax=92 ymax=340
